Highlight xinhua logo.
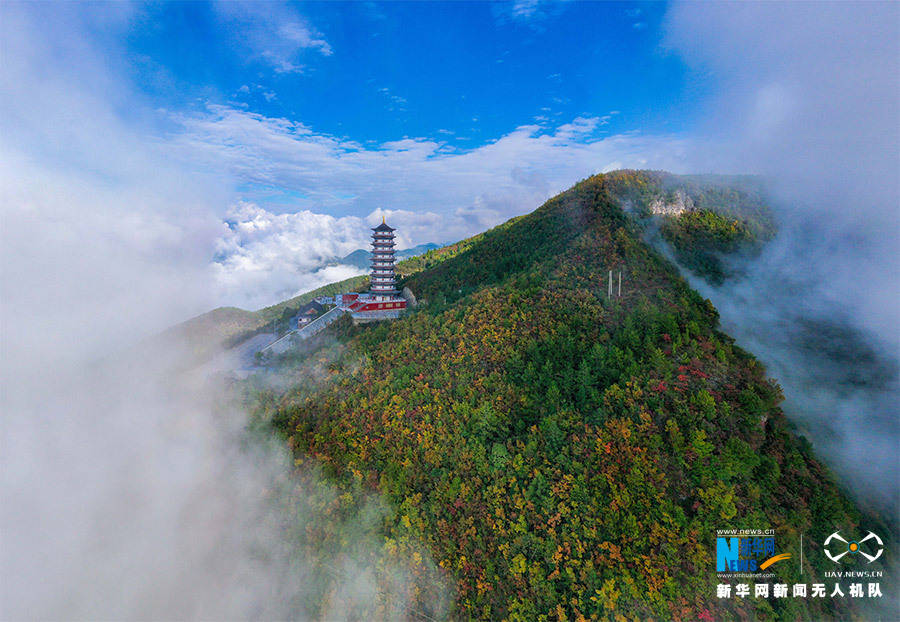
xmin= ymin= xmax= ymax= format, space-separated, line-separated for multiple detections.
xmin=824 ymin=531 xmax=884 ymax=564
xmin=716 ymin=536 xmax=791 ymax=572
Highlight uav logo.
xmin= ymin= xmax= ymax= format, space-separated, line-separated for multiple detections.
xmin=824 ymin=531 xmax=884 ymax=564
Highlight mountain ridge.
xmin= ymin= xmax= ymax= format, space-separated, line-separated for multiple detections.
xmin=338 ymin=242 xmax=442 ymax=270
xmin=242 ymin=170 xmax=888 ymax=620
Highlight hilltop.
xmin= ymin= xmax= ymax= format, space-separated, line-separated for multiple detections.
xmin=235 ymin=171 xmax=886 ymax=620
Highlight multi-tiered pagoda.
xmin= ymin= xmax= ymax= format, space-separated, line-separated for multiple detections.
xmin=332 ymin=216 xmax=408 ymax=321
xmin=370 ymin=217 xmax=399 ymax=296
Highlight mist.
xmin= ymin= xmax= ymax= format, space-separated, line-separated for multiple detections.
xmin=0 ymin=114 xmax=446 ymax=622
xmin=1 ymin=349 xmax=448 ymax=620
xmin=663 ymin=2 xmax=900 ymax=517
xmin=665 ymin=1 xmax=899 ymax=339
xmin=0 ymin=6 xmax=447 ymax=620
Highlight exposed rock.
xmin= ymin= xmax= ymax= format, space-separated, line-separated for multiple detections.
xmin=401 ymin=286 xmax=418 ymax=307
xmin=649 ymin=189 xmax=695 ymax=216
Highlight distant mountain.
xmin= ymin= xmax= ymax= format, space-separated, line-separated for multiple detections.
xmin=245 ymin=171 xmax=883 ymax=620
xmin=398 ymin=242 xmax=442 ymax=258
xmin=338 ymin=242 xmax=442 ymax=270
xmin=162 ymin=244 xmax=442 ymax=361
xmin=339 ymin=249 xmax=371 ymax=270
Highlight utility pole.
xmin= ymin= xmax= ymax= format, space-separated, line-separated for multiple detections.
xmin=618 ymin=271 xmax=622 ymax=297
xmin=608 ymin=270 xmax=613 ymax=298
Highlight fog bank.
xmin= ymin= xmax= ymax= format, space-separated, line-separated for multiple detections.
xmin=0 ymin=5 xmax=446 ymax=618
xmin=666 ymin=1 xmax=899 ymax=341
xmin=663 ymin=1 xmax=900 ymax=516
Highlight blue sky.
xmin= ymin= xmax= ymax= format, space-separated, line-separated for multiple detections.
xmin=2 ymin=1 xmax=897 ymax=317
xmin=127 ymin=2 xmax=697 ymax=149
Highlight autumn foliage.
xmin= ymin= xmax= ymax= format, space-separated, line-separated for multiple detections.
xmin=249 ymin=172 xmax=877 ymax=620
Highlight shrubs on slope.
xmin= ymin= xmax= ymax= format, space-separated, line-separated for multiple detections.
xmin=250 ymin=173 xmax=875 ymax=620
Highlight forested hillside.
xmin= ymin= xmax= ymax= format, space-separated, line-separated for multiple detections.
xmin=605 ymin=171 xmax=777 ymax=284
xmin=159 ymin=275 xmax=369 ymax=364
xmin=245 ymin=172 xmax=886 ymax=620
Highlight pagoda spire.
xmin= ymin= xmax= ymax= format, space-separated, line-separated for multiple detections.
xmin=370 ymin=217 xmax=398 ymax=296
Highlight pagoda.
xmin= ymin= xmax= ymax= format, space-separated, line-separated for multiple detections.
xmin=271 ymin=216 xmax=411 ymax=340
xmin=369 ymin=216 xmax=399 ymax=297
xmin=327 ymin=216 xmax=408 ymax=322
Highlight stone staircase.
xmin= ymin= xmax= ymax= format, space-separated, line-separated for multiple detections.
xmin=260 ymin=306 xmax=346 ymax=355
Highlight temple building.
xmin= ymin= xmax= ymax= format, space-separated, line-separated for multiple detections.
xmin=370 ymin=218 xmax=399 ymax=295
xmin=261 ymin=217 xmax=411 ymax=357
xmin=289 ymin=300 xmax=325 ymax=330
xmin=343 ymin=217 xmax=408 ymax=321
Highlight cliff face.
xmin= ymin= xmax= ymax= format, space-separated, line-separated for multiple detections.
xmin=649 ymin=188 xmax=695 ymax=216
xmin=247 ymin=172 xmax=885 ymax=620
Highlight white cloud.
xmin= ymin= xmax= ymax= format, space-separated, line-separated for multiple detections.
xmin=0 ymin=5 xmax=224 ymax=362
xmin=153 ymin=104 xmax=696 ymax=309
xmin=213 ymin=202 xmax=368 ymax=309
xmin=493 ymin=0 xmax=573 ymax=28
xmin=664 ymin=0 xmax=900 ymax=337
xmin=511 ymin=0 xmax=542 ymax=19
xmin=169 ymin=104 xmax=693 ymax=275
xmin=663 ymin=1 xmax=900 ymax=516
xmin=378 ymin=86 xmax=408 ymax=111
xmin=213 ymin=1 xmax=332 ymax=74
